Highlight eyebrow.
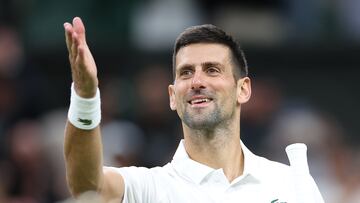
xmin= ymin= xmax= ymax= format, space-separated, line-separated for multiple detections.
xmin=201 ymin=61 xmax=222 ymax=68
xmin=176 ymin=64 xmax=194 ymax=74
xmin=177 ymin=61 xmax=223 ymax=71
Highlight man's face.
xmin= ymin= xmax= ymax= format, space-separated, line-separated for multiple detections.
xmin=169 ymin=43 xmax=245 ymax=130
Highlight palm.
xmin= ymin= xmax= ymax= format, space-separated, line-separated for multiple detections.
xmin=64 ymin=17 xmax=98 ymax=98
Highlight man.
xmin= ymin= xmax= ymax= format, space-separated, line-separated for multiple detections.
xmin=64 ymin=17 xmax=323 ymax=202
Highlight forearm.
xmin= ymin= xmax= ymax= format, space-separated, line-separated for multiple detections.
xmin=64 ymin=121 xmax=104 ymax=196
xmin=63 ymin=17 xmax=124 ymax=200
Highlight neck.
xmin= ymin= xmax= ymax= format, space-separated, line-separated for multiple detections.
xmin=183 ymin=117 xmax=244 ymax=182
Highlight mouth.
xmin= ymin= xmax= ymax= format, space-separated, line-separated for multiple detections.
xmin=187 ymin=97 xmax=213 ymax=107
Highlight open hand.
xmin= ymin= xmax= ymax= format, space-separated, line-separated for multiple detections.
xmin=64 ymin=17 xmax=98 ymax=98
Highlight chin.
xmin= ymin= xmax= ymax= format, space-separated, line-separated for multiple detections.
xmin=184 ymin=116 xmax=219 ymax=130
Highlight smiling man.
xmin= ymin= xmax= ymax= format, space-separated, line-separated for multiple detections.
xmin=64 ymin=17 xmax=324 ymax=202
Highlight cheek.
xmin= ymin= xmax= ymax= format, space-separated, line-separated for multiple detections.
xmin=174 ymin=81 xmax=189 ymax=96
xmin=221 ymin=84 xmax=238 ymax=104
xmin=173 ymin=85 xmax=187 ymax=106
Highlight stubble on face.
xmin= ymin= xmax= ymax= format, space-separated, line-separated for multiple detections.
xmin=182 ymin=90 xmax=221 ymax=130
xmin=181 ymin=86 xmax=237 ymax=134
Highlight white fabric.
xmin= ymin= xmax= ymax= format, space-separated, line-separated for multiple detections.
xmin=111 ymin=140 xmax=323 ymax=203
xmin=68 ymin=83 xmax=101 ymax=130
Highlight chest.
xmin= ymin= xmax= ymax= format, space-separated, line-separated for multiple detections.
xmin=155 ymin=174 xmax=295 ymax=203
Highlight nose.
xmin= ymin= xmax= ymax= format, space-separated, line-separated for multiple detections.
xmin=191 ymin=70 xmax=206 ymax=90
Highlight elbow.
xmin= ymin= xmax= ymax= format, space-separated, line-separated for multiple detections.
xmin=68 ymin=184 xmax=104 ymax=202
xmin=67 ymin=178 xmax=102 ymax=198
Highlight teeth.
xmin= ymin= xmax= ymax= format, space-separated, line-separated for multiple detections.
xmin=191 ymin=98 xmax=210 ymax=104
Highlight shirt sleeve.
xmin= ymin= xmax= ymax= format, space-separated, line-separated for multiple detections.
xmin=111 ymin=166 xmax=157 ymax=203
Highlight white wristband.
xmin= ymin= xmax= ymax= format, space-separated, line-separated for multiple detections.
xmin=68 ymin=83 xmax=101 ymax=130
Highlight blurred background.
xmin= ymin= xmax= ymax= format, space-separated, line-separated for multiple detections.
xmin=0 ymin=0 xmax=359 ymax=202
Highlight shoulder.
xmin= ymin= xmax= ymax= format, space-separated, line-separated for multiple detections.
xmin=258 ymin=156 xmax=290 ymax=172
xmin=105 ymin=164 xmax=173 ymax=185
xmin=241 ymin=140 xmax=291 ymax=178
xmin=112 ymin=164 xmax=171 ymax=175
xmin=254 ymin=155 xmax=293 ymax=182
xmin=105 ymin=164 xmax=175 ymax=203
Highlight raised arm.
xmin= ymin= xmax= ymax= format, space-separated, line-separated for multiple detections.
xmin=63 ymin=17 xmax=124 ymax=202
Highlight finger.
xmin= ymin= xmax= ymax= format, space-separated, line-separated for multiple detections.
xmin=64 ymin=22 xmax=73 ymax=57
xmin=71 ymin=32 xmax=79 ymax=63
xmin=72 ymin=17 xmax=86 ymax=45
xmin=77 ymin=45 xmax=86 ymax=67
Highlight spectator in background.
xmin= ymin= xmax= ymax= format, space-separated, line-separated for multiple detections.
xmin=0 ymin=24 xmax=24 ymax=78
xmin=241 ymin=77 xmax=282 ymax=155
xmin=0 ymin=23 xmax=50 ymax=133
xmin=2 ymin=119 xmax=55 ymax=203
xmin=0 ymin=22 xmax=62 ymax=203
xmin=134 ymin=65 xmax=181 ymax=167
xmin=100 ymin=76 xmax=145 ymax=167
xmin=0 ymin=24 xmax=23 ymax=137
xmin=40 ymin=109 xmax=70 ymax=201
xmin=264 ymin=105 xmax=360 ymax=203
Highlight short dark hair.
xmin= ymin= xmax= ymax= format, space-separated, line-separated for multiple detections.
xmin=172 ymin=24 xmax=248 ymax=80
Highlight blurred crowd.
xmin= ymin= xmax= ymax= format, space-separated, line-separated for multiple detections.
xmin=1 ymin=0 xmax=360 ymax=203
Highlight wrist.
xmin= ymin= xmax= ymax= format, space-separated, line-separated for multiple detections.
xmin=68 ymin=83 xmax=101 ymax=130
xmin=73 ymin=82 xmax=98 ymax=98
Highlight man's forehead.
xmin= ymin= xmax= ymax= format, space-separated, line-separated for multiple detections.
xmin=175 ymin=43 xmax=232 ymax=68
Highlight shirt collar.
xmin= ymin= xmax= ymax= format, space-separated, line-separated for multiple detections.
xmin=171 ymin=139 xmax=262 ymax=185
xmin=171 ymin=140 xmax=215 ymax=184
xmin=240 ymin=140 xmax=262 ymax=180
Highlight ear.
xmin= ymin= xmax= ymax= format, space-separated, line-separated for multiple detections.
xmin=168 ymin=84 xmax=177 ymax=110
xmin=236 ymin=77 xmax=251 ymax=104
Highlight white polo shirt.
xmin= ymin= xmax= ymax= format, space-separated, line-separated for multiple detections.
xmin=111 ymin=140 xmax=323 ymax=203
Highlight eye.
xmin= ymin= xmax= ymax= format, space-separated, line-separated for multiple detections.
xmin=206 ymin=67 xmax=220 ymax=75
xmin=179 ymin=69 xmax=193 ymax=78
xmin=182 ymin=70 xmax=191 ymax=75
